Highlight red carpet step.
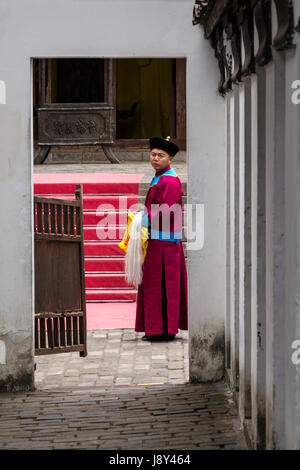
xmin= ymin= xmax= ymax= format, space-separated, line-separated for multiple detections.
xmin=37 ymin=195 xmax=139 ymax=212
xmin=34 ymin=173 xmax=141 ymax=195
xmin=85 ymin=257 xmax=125 ymax=272
xmin=86 ymin=289 xmax=137 ymax=302
xmin=83 ymin=226 xmax=127 ymax=241
xmin=84 ymin=241 xmax=124 ymax=257
xmin=34 ymin=173 xmax=143 ymax=304
xmin=83 ymin=211 xmax=128 ymax=225
xmin=85 ymin=273 xmax=134 ymax=289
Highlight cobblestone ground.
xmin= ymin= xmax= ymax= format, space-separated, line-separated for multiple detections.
xmin=0 ymin=329 xmax=248 ymax=450
xmin=35 ymin=329 xmax=189 ymax=389
xmin=0 ymin=382 xmax=247 ymax=450
xmin=29 ymin=162 xmax=247 ymax=450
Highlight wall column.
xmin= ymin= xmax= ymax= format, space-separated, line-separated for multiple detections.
xmin=239 ymin=77 xmax=252 ymax=423
xmin=0 ymin=61 xmax=35 ymax=392
xmin=250 ymin=66 xmax=267 ymax=449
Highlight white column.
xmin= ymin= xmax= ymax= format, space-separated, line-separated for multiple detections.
xmin=265 ymin=58 xmax=275 ymax=450
xmin=265 ymin=49 xmax=287 ymax=449
xmin=225 ymin=95 xmax=231 ymax=370
xmin=238 ymin=81 xmax=245 ymax=420
xmin=233 ymin=85 xmax=240 ymax=391
xmin=239 ymin=77 xmax=252 ymax=422
xmin=0 ymin=61 xmax=34 ymax=392
xmin=251 ymin=66 xmax=267 ymax=449
xmin=228 ymin=91 xmax=238 ymax=385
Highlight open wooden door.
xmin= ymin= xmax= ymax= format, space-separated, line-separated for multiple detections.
xmin=34 ymin=184 xmax=87 ymax=357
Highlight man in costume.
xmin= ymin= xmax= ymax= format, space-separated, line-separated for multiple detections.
xmin=135 ymin=136 xmax=188 ymax=341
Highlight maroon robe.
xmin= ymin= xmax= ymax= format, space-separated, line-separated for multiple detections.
xmin=135 ymin=165 xmax=188 ymax=335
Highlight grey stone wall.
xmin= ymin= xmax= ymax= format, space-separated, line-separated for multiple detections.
xmin=0 ymin=0 xmax=225 ymax=392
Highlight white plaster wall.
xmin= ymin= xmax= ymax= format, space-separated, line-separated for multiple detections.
xmin=187 ymin=34 xmax=225 ymax=381
xmin=0 ymin=60 xmax=34 ymax=391
xmin=0 ymin=0 xmax=226 ymax=388
xmin=223 ymin=0 xmax=300 ymax=450
xmin=265 ymin=2 xmax=300 ymax=449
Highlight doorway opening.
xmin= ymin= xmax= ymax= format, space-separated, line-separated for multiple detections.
xmin=32 ymin=57 xmax=188 ymax=389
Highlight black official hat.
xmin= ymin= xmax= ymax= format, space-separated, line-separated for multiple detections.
xmin=149 ymin=136 xmax=179 ymax=157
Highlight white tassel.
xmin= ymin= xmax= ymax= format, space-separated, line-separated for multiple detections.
xmin=125 ymin=211 xmax=144 ymax=287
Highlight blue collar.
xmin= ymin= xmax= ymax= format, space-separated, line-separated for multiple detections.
xmin=150 ymin=167 xmax=177 ymax=187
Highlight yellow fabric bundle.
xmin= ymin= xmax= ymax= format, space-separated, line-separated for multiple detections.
xmin=118 ymin=211 xmax=148 ymax=262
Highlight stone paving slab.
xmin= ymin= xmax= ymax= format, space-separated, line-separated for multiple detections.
xmin=35 ymin=329 xmax=189 ymax=390
xmin=34 ymin=161 xmax=187 ymax=184
xmin=14 ymin=329 xmax=249 ymax=450
xmin=0 ymin=382 xmax=247 ymax=450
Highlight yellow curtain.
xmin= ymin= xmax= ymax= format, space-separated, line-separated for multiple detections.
xmin=116 ymin=58 xmax=171 ymax=139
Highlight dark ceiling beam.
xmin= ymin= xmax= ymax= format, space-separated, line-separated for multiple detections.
xmin=273 ymin=0 xmax=295 ymax=50
xmin=204 ymin=0 xmax=231 ymax=38
xmin=193 ymin=0 xmax=297 ymax=95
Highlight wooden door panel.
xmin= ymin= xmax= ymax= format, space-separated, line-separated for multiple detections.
xmin=35 ymin=240 xmax=82 ymax=313
xmin=34 ymin=184 xmax=87 ymax=357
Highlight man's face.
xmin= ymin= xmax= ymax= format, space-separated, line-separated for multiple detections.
xmin=150 ymin=148 xmax=173 ymax=172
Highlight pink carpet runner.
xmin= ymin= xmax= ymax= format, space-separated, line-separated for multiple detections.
xmin=34 ymin=173 xmax=144 ymax=329
xmin=86 ymin=303 xmax=136 ymax=330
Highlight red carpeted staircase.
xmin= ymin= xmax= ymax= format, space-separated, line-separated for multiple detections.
xmin=34 ymin=173 xmax=144 ymax=303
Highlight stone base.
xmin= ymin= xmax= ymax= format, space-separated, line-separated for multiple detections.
xmin=0 ymin=373 xmax=35 ymax=393
xmin=0 ymin=333 xmax=35 ymax=393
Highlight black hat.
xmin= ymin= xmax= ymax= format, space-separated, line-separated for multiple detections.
xmin=149 ymin=136 xmax=179 ymax=157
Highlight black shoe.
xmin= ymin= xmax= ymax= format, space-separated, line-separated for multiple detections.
xmin=142 ymin=335 xmax=152 ymax=341
xmin=142 ymin=334 xmax=176 ymax=342
xmin=151 ymin=334 xmax=176 ymax=341
xmin=150 ymin=334 xmax=166 ymax=341
xmin=166 ymin=334 xmax=175 ymax=341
